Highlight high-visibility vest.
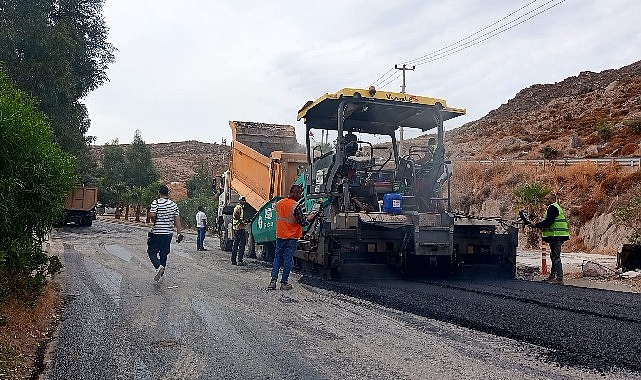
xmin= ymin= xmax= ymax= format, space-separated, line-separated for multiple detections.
xmin=276 ymin=198 xmax=302 ymax=239
xmin=541 ymin=202 xmax=569 ymax=238
xmin=232 ymin=204 xmax=244 ymax=230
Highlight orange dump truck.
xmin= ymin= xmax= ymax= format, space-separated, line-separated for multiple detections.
xmin=63 ymin=186 xmax=98 ymax=227
xmin=217 ymin=121 xmax=306 ymax=256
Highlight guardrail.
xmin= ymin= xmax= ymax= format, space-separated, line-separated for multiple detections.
xmin=453 ymin=157 xmax=641 ymax=168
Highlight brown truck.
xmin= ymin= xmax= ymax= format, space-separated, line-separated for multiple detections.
xmin=62 ymin=186 xmax=98 ymax=227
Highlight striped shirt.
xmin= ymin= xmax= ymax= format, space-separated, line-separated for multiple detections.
xmin=150 ymin=198 xmax=180 ymax=234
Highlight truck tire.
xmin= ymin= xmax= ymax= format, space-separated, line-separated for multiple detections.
xmin=246 ymin=232 xmax=257 ymax=259
xmin=257 ymin=242 xmax=275 ymax=262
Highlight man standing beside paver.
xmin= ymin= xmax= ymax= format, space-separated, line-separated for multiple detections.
xmin=268 ymin=184 xmax=316 ymax=290
xmin=527 ymin=193 xmax=569 ymax=285
xmin=147 ymin=184 xmax=183 ymax=282
xmin=195 ymin=205 xmax=208 ymax=251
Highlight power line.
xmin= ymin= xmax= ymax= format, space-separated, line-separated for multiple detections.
xmin=371 ymin=0 xmax=567 ymax=90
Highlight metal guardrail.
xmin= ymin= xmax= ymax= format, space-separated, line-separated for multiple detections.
xmin=453 ymin=157 xmax=641 ymax=168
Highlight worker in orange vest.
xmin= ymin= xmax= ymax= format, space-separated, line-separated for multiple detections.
xmin=268 ymin=184 xmax=316 ymax=290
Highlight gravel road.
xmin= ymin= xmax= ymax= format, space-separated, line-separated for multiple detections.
xmin=41 ymin=220 xmax=641 ymax=380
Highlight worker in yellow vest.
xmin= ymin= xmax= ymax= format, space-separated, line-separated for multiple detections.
xmin=231 ymin=196 xmax=248 ymax=266
xmin=528 ymin=193 xmax=569 ymax=284
xmin=268 ymin=184 xmax=317 ymax=290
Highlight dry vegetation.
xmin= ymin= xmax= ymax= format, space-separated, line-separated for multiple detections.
xmin=450 ymin=161 xmax=641 ymax=253
xmin=0 ymin=284 xmax=60 ymax=379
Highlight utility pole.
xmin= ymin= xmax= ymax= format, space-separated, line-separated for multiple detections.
xmin=395 ymin=64 xmax=415 ymax=154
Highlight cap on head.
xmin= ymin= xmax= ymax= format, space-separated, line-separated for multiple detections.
xmin=239 ymin=196 xmax=246 ymax=201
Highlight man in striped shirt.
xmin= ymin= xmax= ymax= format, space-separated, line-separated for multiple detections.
xmin=147 ymin=184 xmax=183 ymax=282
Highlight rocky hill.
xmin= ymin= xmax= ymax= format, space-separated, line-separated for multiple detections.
xmin=446 ymin=60 xmax=641 ymax=160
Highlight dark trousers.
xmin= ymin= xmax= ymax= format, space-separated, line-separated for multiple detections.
xmin=231 ymin=229 xmax=246 ymax=263
xmin=147 ymin=233 xmax=172 ymax=269
xmin=548 ymin=240 xmax=564 ymax=280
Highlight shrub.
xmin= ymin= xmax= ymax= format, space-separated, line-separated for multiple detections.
xmin=0 ymin=70 xmax=75 ymax=304
xmin=594 ymin=119 xmax=612 ymax=142
xmin=614 ymin=186 xmax=641 ymax=245
xmin=177 ymin=195 xmax=219 ymax=229
xmin=540 ymin=145 xmax=559 ymax=160
xmin=578 ymin=199 xmax=599 ymax=224
xmin=624 ymin=117 xmax=641 ymax=133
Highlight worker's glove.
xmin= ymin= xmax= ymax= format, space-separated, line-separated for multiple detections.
xmin=176 ymin=233 xmax=184 ymax=243
xmin=519 ymin=210 xmax=532 ymax=227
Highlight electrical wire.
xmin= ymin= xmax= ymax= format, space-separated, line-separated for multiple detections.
xmin=371 ymin=0 xmax=567 ymax=90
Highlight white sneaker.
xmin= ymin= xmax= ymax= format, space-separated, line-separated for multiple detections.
xmin=154 ymin=265 xmax=165 ymax=282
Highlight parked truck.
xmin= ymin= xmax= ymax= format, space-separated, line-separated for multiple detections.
xmin=250 ymin=88 xmax=519 ymax=278
xmin=62 ymin=186 xmax=98 ymax=227
xmin=216 ymin=121 xmax=307 ymax=257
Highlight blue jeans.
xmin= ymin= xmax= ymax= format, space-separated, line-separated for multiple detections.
xmin=197 ymin=227 xmax=206 ymax=250
xmin=271 ymin=238 xmax=297 ymax=284
xmin=147 ymin=233 xmax=173 ymax=269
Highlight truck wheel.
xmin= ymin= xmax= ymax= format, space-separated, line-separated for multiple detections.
xmin=246 ymin=233 xmax=257 ymax=259
xmin=257 ymin=242 xmax=275 ymax=262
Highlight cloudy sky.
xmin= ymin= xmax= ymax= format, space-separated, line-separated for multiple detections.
xmin=84 ymin=0 xmax=641 ymax=146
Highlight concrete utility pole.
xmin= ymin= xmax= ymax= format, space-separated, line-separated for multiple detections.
xmin=395 ymin=64 xmax=415 ymax=154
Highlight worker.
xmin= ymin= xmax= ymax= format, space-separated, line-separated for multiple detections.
xmin=268 ymin=184 xmax=316 ymax=290
xmin=231 ymin=196 xmax=248 ymax=266
xmin=427 ymin=137 xmax=437 ymax=161
xmin=147 ymin=184 xmax=183 ymax=282
xmin=525 ymin=193 xmax=569 ymax=284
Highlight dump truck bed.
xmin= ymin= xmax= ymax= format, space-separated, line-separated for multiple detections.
xmin=228 ymin=121 xmax=307 ymax=210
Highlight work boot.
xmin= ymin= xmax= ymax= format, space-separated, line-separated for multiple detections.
xmin=541 ymin=276 xmax=555 ymax=283
xmin=237 ymin=261 xmax=247 ymax=266
xmin=550 ymin=278 xmax=564 ymax=285
xmin=280 ymin=283 xmax=293 ymax=291
xmin=267 ymin=280 xmax=277 ymax=290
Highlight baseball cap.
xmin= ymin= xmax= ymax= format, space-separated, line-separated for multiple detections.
xmin=239 ymin=196 xmax=246 ymax=201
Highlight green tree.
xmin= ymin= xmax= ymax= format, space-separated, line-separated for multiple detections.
xmin=0 ymin=69 xmax=75 ymax=303
xmin=125 ymin=130 xmax=159 ymax=188
xmin=186 ymin=159 xmax=213 ymax=198
xmin=513 ymin=182 xmax=552 ymax=248
xmin=0 ymin=0 xmax=115 ymax=176
xmin=614 ymin=186 xmax=641 ymax=245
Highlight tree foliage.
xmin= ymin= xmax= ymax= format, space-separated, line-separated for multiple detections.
xmin=0 ymin=0 xmax=115 ymax=176
xmin=96 ymin=132 xmax=159 ymax=207
xmin=186 ymin=159 xmax=214 ymax=198
xmin=0 ymin=69 xmax=75 ymax=303
xmin=125 ymin=130 xmax=158 ymax=188
xmin=614 ymin=186 xmax=641 ymax=245
xmin=513 ymin=182 xmax=552 ymax=248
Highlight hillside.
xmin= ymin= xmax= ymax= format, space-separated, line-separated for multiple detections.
xmin=446 ymin=60 xmax=641 ymax=160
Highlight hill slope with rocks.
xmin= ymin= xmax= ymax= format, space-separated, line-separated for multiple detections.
xmin=446 ymin=60 xmax=641 ymax=160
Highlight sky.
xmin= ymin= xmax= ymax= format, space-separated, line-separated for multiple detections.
xmin=84 ymin=0 xmax=641 ymax=146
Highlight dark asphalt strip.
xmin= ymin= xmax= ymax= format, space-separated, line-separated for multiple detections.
xmin=300 ymin=276 xmax=641 ymax=373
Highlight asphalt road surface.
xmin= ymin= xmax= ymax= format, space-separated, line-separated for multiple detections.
xmin=41 ymin=220 xmax=641 ymax=380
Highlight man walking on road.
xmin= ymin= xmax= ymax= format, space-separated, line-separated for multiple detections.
xmin=231 ymin=196 xmax=248 ymax=266
xmin=147 ymin=184 xmax=183 ymax=282
xmin=268 ymin=184 xmax=316 ymax=290
xmin=196 ymin=205 xmax=208 ymax=251
xmin=527 ymin=193 xmax=569 ymax=285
